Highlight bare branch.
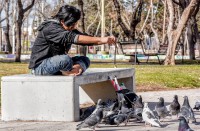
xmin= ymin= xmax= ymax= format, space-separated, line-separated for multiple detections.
xmin=23 ymin=0 xmax=35 ymax=13
xmin=172 ymin=0 xmax=180 ymax=5
xmin=0 ymin=0 xmax=5 ymax=12
xmin=113 ymin=0 xmax=130 ymax=37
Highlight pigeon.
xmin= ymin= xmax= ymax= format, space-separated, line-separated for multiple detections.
xmin=89 ymin=99 xmax=104 ymax=116
xmin=120 ymin=98 xmax=130 ymax=114
xmin=155 ymin=97 xmax=170 ymax=120
xmin=103 ymin=101 xmax=119 ymax=119
xmin=180 ymin=96 xmax=196 ymax=123
xmin=104 ymin=112 xmax=129 ymax=126
xmin=178 ymin=116 xmax=194 ymax=131
xmin=142 ymin=102 xmax=162 ymax=127
xmin=193 ymin=100 xmax=200 ymax=110
xmin=127 ymin=95 xmax=143 ymax=121
xmin=133 ymin=95 xmax=144 ymax=109
xmin=168 ymin=95 xmax=180 ymax=116
xmin=80 ymin=105 xmax=96 ymax=121
xmin=77 ymin=107 xmax=104 ymax=130
xmin=76 ymin=99 xmax=104 ymax=131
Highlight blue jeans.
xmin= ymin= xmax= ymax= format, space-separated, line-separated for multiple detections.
xmin=33 ymin=55 xmax=90 ymax=75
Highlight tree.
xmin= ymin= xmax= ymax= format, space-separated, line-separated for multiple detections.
xmin=0 ymin=0 xmax=4 ymax=52
xmin=113 ymin=0 xmax=143 ymax=40
xmin=15 ymin=0 xmax=35 ymax=62
xmin=78 ymin=0 xmax=87 ymax=56
xmin=4 ymin=0 xmax=12 ymax=53
xmin=164 ymin=0 xmax=200 ymax=65
xmin=173 ymin=0 xmax=200 ymax=60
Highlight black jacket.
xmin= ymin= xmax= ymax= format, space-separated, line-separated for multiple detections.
xmin=29 ymin=19 xmax=82 ymax=69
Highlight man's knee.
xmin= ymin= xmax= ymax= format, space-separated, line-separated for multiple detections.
xmin=59 ymin=55 xmax=73 ymax=70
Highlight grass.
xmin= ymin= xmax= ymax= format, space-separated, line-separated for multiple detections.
xmin=90 ymin=63 xmax=200 ymax=89
xmin=1 ymin=62 xmax=200 ymax=89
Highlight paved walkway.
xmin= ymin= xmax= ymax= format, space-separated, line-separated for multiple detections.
xmin=1 ymin=89 xmax=200 ymax=131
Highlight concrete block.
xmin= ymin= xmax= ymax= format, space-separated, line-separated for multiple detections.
xmin=1 ymin=68 xmax=135 ymax=122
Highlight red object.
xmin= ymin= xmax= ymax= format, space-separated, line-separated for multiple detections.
xmin=110 ymin=79 xmax=118 ymax=91
xmin=108 ymin=76 xmax=122 ymax=91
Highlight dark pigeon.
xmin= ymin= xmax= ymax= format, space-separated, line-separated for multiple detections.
xmin=133 ymin=95 xmax=144 ymax=109
xmin=178 ymin=116 xmax=194 ymax=131
xmin=120 ymin=98 xmax=130 ymax=114
xmin=193 ymin=100 xmax=200 ymax=110
xmin=155 ymin=97 xmax=170 ymax=120
xmin=180 ymin=96 xmax=196 ymax=123
xmin=169 ymin=95 xmax=180 ymax=116
xmin=76 ymin=99 xmax=104 ymax=131
xmin=130 ymin=95 xmax=143 ymax=121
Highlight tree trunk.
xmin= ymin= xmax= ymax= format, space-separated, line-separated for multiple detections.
xmin=0 ymin=10 xmax=2 ymax=52
xmin=78 ymin=0 xmax=87 ymax=56
xmin=194 ymin=18 xmax=200 ymax=57
xmin=15 ymin=19 xmax=22 ymax=62
xmin=5 ymin=0 xmax=12 ymax=53
xmin=187 ymin=18 xmax=196 ymax=60
xmin=164 ymin=0 xmax=199 ymax=65
xmin=113 ymin=0 xmax=143 ymax=39
xmin=0 ymin=0 xmax=5 ymax=52
xmin=15 ymin=0 xmax=35 ymax=62
xmin=113 ymin=0 xmax=130 ymax=37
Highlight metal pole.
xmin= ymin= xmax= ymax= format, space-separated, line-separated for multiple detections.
xmin=135 ymin=40 xmax=137 ymax=65
xmin=0 ymin=28 xmax=2 ymax=52
xmin=114 ymin=41 xmax=117 ymax=68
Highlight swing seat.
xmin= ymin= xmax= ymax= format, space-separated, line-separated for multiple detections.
xmin=119 ymin=40 xmax=183 ymax=64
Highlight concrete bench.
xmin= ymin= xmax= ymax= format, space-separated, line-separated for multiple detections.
xmin=1 ymin=68 xmax=135 ymax=122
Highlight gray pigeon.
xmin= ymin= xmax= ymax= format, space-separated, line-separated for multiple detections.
xmin=178 ymin=116 xmax=194 ymax=131
xmin=155 ymin=97 xmax=170 ymax=120
xmin=193 ymin=100 xmax=200 ymax=110
xmin=76 ymin=99 xmax=104 ymax=131
xmin=105 ymin=112 xmax=129 ymax=126
xmin=80 ymin=105 xmax=96 ymax=121
xmin=169 ymin=95 xmax=180 ymax=116
xmin=103 ymin=101 xmax=119 ymax=120
xmin=77 ymin=108 xmax=104 ymax=130
xmin=142 ymin=102 xmax=161 ymax=127
xmin=180 ymin=96 xmax=196 ymax=123
xmin=90 ymin=99 xmax=104 ymax=115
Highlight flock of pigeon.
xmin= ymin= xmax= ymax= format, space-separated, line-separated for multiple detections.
xmin=76 ymin=76 xmax=200 ymax=131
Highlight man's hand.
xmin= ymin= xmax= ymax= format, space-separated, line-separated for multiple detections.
xmin=100 ymin=36 xmax=116 ymax=45
xmin=61 ymin=64 xmax=83 ymax=76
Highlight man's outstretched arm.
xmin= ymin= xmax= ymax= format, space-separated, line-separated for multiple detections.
xmin=77 ymin=35 xmax=116 ymax=45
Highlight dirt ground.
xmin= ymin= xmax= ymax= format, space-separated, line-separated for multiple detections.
xmin=0 ymin=88 xmax=200 ymax=131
